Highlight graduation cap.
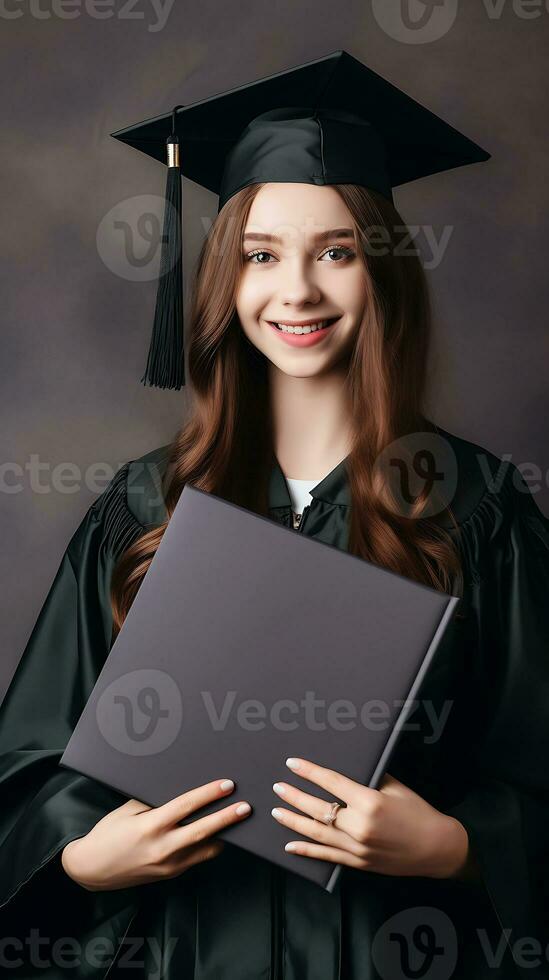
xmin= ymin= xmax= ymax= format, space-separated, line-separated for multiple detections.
xmin=110 ymin=50 xmax=490 ymax=390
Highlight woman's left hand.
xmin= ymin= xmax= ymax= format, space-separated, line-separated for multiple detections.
xmin=271 ymin=757 xmax=472 ymax=879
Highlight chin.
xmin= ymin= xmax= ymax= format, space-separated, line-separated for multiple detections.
xmin=274 ymin=358 xmax=331 ymax=379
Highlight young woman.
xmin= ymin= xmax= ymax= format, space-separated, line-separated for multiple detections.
xmin=1 ymin=173 xmax=548 ymax=979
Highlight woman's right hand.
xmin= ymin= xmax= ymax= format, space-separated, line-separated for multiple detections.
xmin=60 ymin=778 xmax=250 ymax=891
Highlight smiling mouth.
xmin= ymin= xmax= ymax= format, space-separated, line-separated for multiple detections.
xmin=269 ymin=316 xmax=341 ymax=334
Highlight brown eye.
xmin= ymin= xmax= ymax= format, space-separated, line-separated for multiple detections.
xmin=319 ymin=246 xmax=355 ymax=262
xmin=245 ymin=250 xmax=275 ymax=264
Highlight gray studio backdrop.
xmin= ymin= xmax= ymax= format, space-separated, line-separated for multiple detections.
xmin=1 ymin=0 xmax=548 ymax=700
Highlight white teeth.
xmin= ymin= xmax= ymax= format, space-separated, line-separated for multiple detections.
xmin=273 ymin=319 xmax=334 ymax=334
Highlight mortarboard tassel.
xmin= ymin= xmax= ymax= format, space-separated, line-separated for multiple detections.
xmin=141 ymin=104 xmax=185 ymax=390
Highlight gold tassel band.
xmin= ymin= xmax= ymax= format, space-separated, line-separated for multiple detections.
xmin=167 ymin=141 xmax=179 ymax=168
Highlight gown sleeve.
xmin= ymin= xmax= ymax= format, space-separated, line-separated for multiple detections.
xmin=0 ymin=461 xmax=149 ymax=978
xmin=444 ymin=461 xmax=549 ymax=976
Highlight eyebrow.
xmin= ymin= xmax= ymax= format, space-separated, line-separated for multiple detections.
xmin=242 ymin=228 xmax=355 ymax=244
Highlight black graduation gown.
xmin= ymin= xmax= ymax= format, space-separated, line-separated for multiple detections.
xmin=1 ymin=426 xmax=548 ymax=980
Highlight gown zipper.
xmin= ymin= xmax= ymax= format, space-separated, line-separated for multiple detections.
xmin=271 ymin=503 xmax=312 ymax=979
xmin=292 ymin=503 xmax=310 ymax=532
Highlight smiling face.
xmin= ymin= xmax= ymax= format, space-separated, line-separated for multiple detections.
xmin=235 ymin=183 xmax=369 ymax=379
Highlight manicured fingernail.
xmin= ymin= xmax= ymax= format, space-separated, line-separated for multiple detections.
xmin=286 ymin=758 xmax=301 ymax=770
xmin=285 ymin=842 xmax=298 ymax=852
xmin=220 ymin=780 xmax=234 ymax=791
xmin=235 ymin=802 xmax=251 ymax=815
xmin=271 ymin=808 xmax=283 ymax=819
xmin=273 ymin=783 xmax=286 ymax=795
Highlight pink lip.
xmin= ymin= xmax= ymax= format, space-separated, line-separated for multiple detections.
xmin=267 ymin=318 xmax=340 ymax=347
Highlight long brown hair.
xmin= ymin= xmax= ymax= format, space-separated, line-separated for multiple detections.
xmin=110 ymin=183 xmax=463 ymax=640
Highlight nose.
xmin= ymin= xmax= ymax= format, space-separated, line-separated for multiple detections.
xmin=279 ymin=255 xmax=322 ymax=307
